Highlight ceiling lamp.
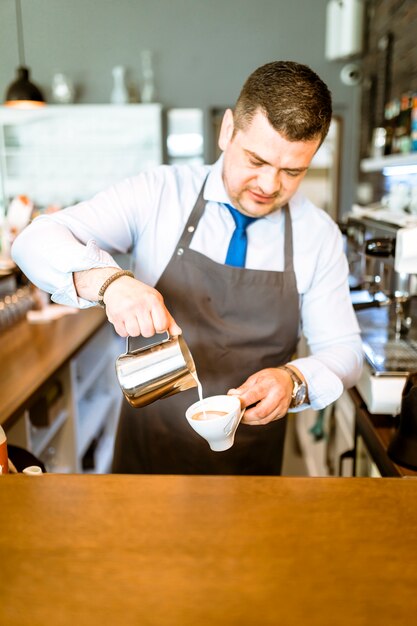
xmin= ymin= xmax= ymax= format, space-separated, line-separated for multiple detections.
xmin=4 ymin=0 xmax=45 ymax=108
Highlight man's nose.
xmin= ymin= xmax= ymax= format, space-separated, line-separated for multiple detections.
xmin=257 ymin=168 xmax=280 ymax=194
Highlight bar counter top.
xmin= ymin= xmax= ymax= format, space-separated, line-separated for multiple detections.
xmin=1 ymin=474 xmax=416 ymax=625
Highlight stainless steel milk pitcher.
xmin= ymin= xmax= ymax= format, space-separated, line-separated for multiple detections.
xmin=115 ymin=332 xmax=197 ymax=408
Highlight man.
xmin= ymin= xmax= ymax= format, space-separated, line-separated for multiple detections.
xmin=12 ymin=61 xmax=362 ymax=475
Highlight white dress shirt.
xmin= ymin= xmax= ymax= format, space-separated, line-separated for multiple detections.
xmin=12 ymin=155 xmax=363 ymax=410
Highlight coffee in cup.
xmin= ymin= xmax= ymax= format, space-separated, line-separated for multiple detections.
xmin=192 ymin=410 xmax=228 ymax=421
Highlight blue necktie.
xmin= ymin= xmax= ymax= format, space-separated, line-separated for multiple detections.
xmin=224 ymin=204 xmax=257 ymax=268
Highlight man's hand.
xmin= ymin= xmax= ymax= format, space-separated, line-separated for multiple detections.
xmin=104 ymin=275 xmax=181 ymax=337
xmin=227 ymin=367 xmax=302 ymax=425
xmin=74 ymin=268 xmax=181 ymax=338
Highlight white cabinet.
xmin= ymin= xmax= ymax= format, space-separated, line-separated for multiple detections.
xmin=6 ymin=364 xmax=77 ymax=473
xmin=0 ymin=104 xmax=163 ymax=215
xmin=6 ymin=323 xmax=123 ymax=473
xmin=70 ymin=324 xmax=123 ymax=473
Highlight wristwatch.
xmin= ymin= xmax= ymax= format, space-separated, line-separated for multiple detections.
xmin=278 ymin=365 xmax=307 ymax=408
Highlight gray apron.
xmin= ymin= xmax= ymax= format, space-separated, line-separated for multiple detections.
xmin=112 ymin=183 xmax=300 ymax=475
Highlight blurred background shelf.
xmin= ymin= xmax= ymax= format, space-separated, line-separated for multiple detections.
xmin=0 ymin=104 xmax=163 ymax=213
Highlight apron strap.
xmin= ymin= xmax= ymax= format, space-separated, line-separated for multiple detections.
xmin=176 ymin=178 xmax=208 ymax=250
xmin=282 ymin=204 xmax=294 ymax=272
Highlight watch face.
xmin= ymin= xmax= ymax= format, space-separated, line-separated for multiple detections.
xmin=294 ymin=383 xmax=307 ymax=406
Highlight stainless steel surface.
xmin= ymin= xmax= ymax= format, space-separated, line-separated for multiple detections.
xmin=362 ymin=338 xmax=417 ymax=375
xmin=353 ymin=295 xmax=417 ymax=366
xmin=345 ymin=215 xmax=417 ymax=413
xmin=344 ymin=215 xmax=398 ymax=292
xmin=345 ymin=216 xmax=417 ymax=341
xmin=115 ymin=333 xmax=197 ymax=408
xmin=354 ymin=297 xmax=417 ymax=414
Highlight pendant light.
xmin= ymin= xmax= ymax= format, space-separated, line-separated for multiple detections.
xmin=4 ymin=0 xmax=45 ymax=108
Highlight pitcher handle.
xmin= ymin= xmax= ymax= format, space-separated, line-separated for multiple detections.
xmin=126 ymin=331 xmax=171 ymax=355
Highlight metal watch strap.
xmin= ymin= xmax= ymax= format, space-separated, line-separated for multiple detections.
xmin=97 ymin=270 xmax=134 ymax=308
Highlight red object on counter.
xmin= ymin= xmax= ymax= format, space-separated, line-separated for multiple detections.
xmin=0 ymin=425 xmax=9 ymax=474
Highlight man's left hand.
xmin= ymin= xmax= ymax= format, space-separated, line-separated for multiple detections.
xmin=227 ymin=367 xmax=294 ymax=425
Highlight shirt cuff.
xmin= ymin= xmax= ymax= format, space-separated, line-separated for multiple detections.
xmin=51 ymin=239 xmax=121 ymax=308
xmin=287 ymin=356 xmax=344 ymax=411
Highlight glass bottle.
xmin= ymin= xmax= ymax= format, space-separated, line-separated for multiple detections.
xmin=51 ymin=73 xmax=75 ymax=104
xmin=141 ymin=50 xmax=156 ymax=103
xmin=111 ymin=66 xmax=129 ymax=104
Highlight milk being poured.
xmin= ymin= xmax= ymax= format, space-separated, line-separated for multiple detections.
xmin=192 ymin=371 xmax=207 ymax=419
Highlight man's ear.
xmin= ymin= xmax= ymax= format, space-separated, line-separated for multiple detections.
xmin=218 ymin=109 xmax=234 ymax=152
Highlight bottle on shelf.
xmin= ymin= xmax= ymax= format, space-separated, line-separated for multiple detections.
xmin=382 ymin=94 xmax=415 ymax=156
xmin=110 ymin=66 xmax=129 ymax=105
xmin=140 ymin=50 xmax=156 ymax=103
xmin=382 ymin=98 xmax=400 ymax=156
xmin=51 ymin=73 xmax=75 ymax=104
xmin=393 ymin=93 xmax=413 ymax=154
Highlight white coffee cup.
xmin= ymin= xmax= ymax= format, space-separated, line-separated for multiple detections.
xmin=185 ymin=394 xmax=245 ymax=452
xmin=22 ymin=465 xmax=43 ymax=475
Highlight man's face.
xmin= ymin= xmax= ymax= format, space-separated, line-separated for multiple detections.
xmin=218 ymin=108 xmax=321 ymax=217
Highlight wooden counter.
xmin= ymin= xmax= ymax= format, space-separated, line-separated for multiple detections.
xmin=0 ymin=307 xmax=106 ymax=428
xmin=1 ymin=474 xmax=416 ymax=625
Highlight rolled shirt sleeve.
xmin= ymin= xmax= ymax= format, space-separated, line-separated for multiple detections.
xmin=11 ymin=174 xmax=151 ymax=306
xmin=12 ymin=217 xmax=122 ymax=308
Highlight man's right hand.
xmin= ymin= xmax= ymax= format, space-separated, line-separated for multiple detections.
xmin=74 ymin=268 xmax=181 ymax=338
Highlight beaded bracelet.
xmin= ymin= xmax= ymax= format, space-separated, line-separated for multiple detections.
xmin=97 ymin=270 xmax=134 ymax=308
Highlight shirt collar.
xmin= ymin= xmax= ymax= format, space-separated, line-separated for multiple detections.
xmin=204 ymin=154 xmax=284 ymax=224
xmin=204 ymin=154 xmax=230 ymax=204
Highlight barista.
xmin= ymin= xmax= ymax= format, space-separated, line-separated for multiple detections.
xmin=12 ymin=61 xmax=363 ymax=475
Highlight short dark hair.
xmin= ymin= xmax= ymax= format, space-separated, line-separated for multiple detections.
xmin=233 ymin=61 xmax=332 ymax=145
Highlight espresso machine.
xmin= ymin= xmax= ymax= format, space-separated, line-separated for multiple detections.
xmin=344 ymin=216 xmax=417 ymax=414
